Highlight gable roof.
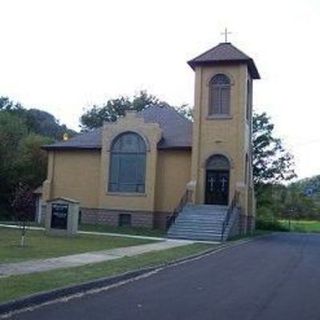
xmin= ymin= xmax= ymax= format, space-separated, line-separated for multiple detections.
xmin=142 ymin=105 xmax=192 ymax=149
xmin=43 ymin=105 xmax=192 ymax=151
xmin=188 ymin=42 xmax=260 ymax=79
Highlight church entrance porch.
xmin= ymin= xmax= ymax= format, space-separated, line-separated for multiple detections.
xmin=205 ymin=170 xmax=229 ymax=205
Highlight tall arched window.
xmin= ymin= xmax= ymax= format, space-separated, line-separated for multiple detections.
xmin=108 ymin=132 xmax=146 ymax=193
xmin=209 ymin=74 xmax=231 ymax=116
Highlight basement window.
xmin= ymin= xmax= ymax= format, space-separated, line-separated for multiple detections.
xmin=118 ymin=214 xmax=132 ymax=227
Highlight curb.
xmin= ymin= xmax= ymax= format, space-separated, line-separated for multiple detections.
xmin=0 ymin=236 xmax=260 ymax=316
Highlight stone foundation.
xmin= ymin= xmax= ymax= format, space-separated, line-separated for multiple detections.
xmin=80 ymin=208 xmax=153 ymax=228
xmin=42 ymin=206 xmax=168 ymax=229
xmin=40 ymin=205 xmax=255 ymax=233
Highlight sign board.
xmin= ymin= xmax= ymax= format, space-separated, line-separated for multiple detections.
xmin=46 ymin=197 xmax=79 ymax=235
xmin=51 ymin=203 xmax=69 ymax=229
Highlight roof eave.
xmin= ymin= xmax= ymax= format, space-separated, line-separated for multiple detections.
xmin=157 ymin=145 xmax=192 ymax=151
xmin=247 ymin=59 xmax=261 ymax=79
xmin=41 ymin=145 xmax=102 ymax=151
xmin=187 ymin=59 xmax=260 ymax=79
xmin=42 ymin=145 xmax=192 ymax=151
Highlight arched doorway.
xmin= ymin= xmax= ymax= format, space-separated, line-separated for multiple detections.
xmin=205 ymin=154 xmax=230 ymax=205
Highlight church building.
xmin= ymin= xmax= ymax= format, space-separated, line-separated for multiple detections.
xmin=42 ymin=41 xmax=260 ymax=241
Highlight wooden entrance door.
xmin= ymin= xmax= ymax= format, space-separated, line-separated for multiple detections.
xmin=205 ymin=170 xmax=229 ymax=205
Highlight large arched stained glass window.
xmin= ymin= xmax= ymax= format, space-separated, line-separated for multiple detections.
xmin=209 ymin=74 xmax=231 ymax=116
xmin=108 ymin=132 xmax=146 ymax=193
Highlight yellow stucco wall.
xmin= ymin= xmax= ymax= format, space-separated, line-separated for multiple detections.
xmin=155 ymin=150 xmax=192 ymax=212
xmin=44 ymin=147 xmax=191 ymax=215
xmin=47 ymin=150 xmax=101 ymax=208
xmin=191 ymin=63 xmax=253 ymax=215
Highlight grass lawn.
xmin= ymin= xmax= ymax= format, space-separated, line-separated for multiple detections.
xmin=279 ymin=220 xmax=320 ymax=233
xmin=79 ymin=223 xmax=166 ymax=238
xmin=0 ymin=227 xmax=154 ymax=264
xmin=0 ymin=243 xmax=214 ymax=304
xmin=0 ymin=221 xmax=166 ymax=238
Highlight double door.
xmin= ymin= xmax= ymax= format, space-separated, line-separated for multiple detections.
xmin=205 ymin=170 xmax=229 ymax=205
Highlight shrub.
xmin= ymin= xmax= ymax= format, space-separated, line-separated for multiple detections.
xmin=256 ymin=218 xmax=289 ymax=231
xmin=256 ymin=206 xmax=288 ymax=231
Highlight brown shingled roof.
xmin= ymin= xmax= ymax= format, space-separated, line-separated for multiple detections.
xmin=188 ymin=42 xmax=260 ymax=79
xmin=43 ymin=105 xmax=192 ymax=151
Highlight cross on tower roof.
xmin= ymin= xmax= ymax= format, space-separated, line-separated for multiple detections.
xmin=221 ymin=28 xmax=232 ymax=43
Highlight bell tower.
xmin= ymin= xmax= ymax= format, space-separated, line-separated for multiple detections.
xmin=188 ymin=42 xmax=260 ymax=232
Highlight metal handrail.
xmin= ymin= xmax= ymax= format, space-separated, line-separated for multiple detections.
xmin=166 ymin=190 xmax=190 ymax=230
xmin=221 ymin=191 xmax=240 ymax=241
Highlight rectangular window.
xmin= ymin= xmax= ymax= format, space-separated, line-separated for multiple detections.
xmin=119 ymin=214 xmax=132 ymax=227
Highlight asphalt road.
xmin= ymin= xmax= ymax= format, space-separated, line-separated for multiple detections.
xmin=9 ymin=233 xmax=320 ymax=320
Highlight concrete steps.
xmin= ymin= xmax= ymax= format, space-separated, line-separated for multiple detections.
xmin=167 ymin=204 xmax=229 ymax=242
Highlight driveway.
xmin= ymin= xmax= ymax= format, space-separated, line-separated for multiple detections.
xmin=9 ymin=233 xmax=320 ymax=320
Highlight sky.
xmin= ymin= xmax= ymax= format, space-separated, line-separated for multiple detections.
xmin=0 ymin=0 xmax=319 ymax=179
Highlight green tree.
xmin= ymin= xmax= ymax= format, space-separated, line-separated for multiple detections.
xmin=0 ymin=95 xmax=78 ymax=219
xmin=25 ymin=109 xmax=76 ymax=140
xmin=175 ymin=104 xmax=193 ymax=120
xmin=292 ymin=175 xmax=320 ymax=204
xmin=80 ymin=90 xmax=191 ymax=131
xmin=0 ymin=96 xmax=16 ymax=110
xmin=252 ymin=112 xmax=300 ymax=227
xmin=253 ymin=112 xmax=296 ymax=185
xmin=0 ymin=96 xmax=76 ymax=140
xmin=0 ymin=109 xmax=54 ymax=219
xmin=282 ymin=184 xmax=319 ymax=220
xmin=15 ymin=133 xmax=53 ymax=187
xmin=0 ymin=112 xmax=28 ymax=184
xmin=0 ymin=112 xmax=28 ymax=217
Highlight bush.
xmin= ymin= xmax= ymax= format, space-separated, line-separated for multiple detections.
xmin=256 ymin=218 xmax=289 ymax=231
xmin=0 ymin=206 xmax=13 ymax=221
xmin=256 ymin=206 xmax=289 ymax=231
xmin=256 ymin=206 xmax=275 ymax=220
